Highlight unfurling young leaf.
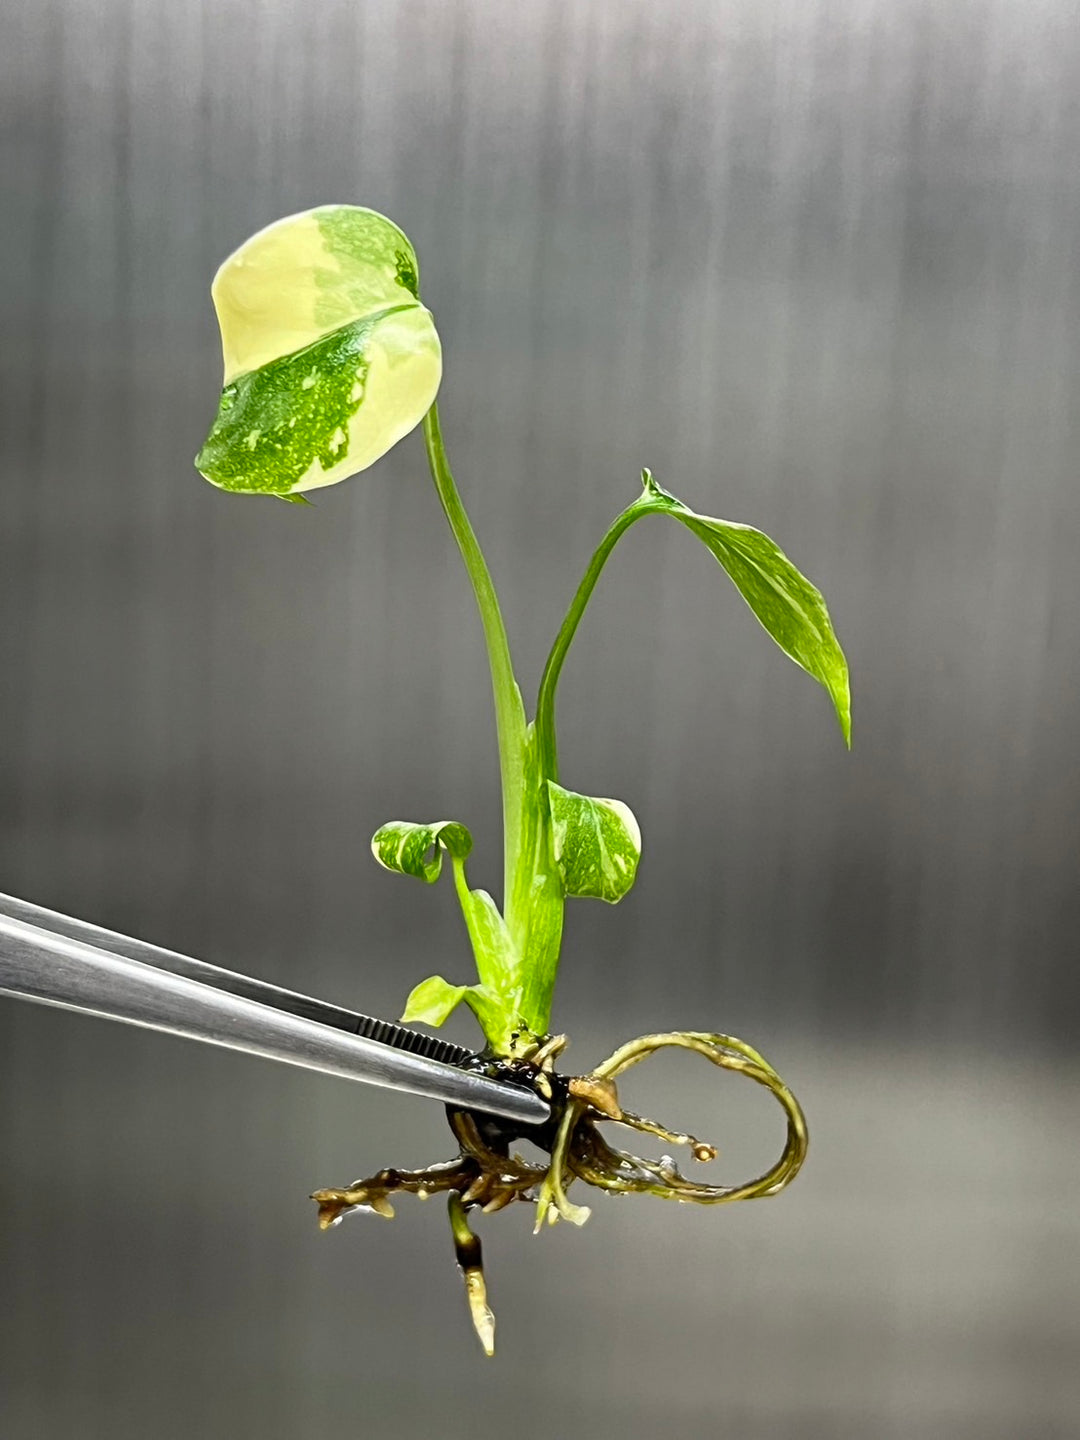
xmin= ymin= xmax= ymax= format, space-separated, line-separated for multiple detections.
xmin=640 ymin=471 xmax=851 ymax=746
xmin=547 ymin=782 xmax=641 ymax=904
xmin=195 ymin=206 xmax=442 ymax=498
xmin=371 ymin=820 xmax=472 ymax=883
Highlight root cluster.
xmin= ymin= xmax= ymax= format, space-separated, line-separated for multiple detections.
xmin=311 ymin=1030 xmax=807 ymax=1355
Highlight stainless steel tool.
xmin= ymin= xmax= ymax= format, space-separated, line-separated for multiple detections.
xmin=0 ymin=891 xmax=548 ymax=1126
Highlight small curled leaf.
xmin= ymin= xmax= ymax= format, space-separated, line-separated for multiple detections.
xmin=371 ymin=820 xmax=472 ymax=883
xmin=547 ymin=782 xmax=641 ymax=904
xmin=196 ymin=205 xmax=441 ymax=498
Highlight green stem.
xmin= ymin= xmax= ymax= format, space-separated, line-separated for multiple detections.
xmin=534 ymin=495 xmax=650 ymax=780
xmin=509 ymin=494 xmax=654 ymax=1037
xmin=422 ymin=404 xmax=527 ymax=909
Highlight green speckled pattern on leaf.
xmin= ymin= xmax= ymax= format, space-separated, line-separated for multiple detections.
xmin=197 ymin=317 xmax=380 ymax=494
xmin=547 ymin=782 xmax=641 ymax=904
xmin=311 ymin=207 xmax=421 ymax=323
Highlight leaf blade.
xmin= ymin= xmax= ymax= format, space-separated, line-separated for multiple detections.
xmin=196 ymin=206 xmax=441 ymax=497
xmin=400 ymin=975 xmax=468 ymax=1027
xmin=212 ymin=205 xmax=424 ymax=383
xmin=643 ymin=473 xmax=851 ymax=745
xmin=400 ymin=975 xmax=511 ymax=1044
xmin=547 ymin=782 xmax=641 ymax=904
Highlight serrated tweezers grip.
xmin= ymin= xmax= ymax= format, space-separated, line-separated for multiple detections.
xmin=0 ymin=894 xmax=548 ymax=1125
xmin=348 ymin=1013 xmax=471 ymax=1068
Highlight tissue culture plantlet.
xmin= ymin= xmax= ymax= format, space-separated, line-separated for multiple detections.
xmin=196 ymin=206 xmax=849 ymax=1355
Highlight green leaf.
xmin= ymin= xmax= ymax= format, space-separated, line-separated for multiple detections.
xmin=371 ymin=820 xmax=472 ymax=883
xmin=196 ymin=206 xmax=441 ymax=497
xmin=401 ymin=975 xmax=468 ymax=1027
xmin=400 ymin=975 xmax=510 ymax=1044
xmin=547 ymin=782 xmax=641 ymax=904
xmin=641 ymin=470 xmax=851 ymax=745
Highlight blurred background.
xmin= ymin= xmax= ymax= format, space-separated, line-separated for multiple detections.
xmin=2 ymin=0 xmax=1078 ymax=1435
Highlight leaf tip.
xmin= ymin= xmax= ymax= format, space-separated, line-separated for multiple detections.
xmin=832 ymin=662 xmax=852 ymax=749
xmin=639 ymin=467 xmax=676 ymax=506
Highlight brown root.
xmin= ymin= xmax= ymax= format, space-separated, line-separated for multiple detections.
xmin=566 ymin=1031 xmax=808 ymax=1205
xmin=311 ymin=1028 xmax=808 ymax=1353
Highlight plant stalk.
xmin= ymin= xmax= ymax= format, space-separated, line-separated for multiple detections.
xmin=534 ymin=496 xmax=650 ymax=781
xmin=422 ymin=404 xmax=527 ymax=915
xmin=510 ymin=493 xmax=654 ymax=1034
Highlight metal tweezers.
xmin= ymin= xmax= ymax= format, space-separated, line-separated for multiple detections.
xmin=0 ymin=891 xmax=548 ymax=1126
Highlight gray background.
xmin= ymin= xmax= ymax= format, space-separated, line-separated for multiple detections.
xmin=1 ymin=0 xmax=1078 ymax=1435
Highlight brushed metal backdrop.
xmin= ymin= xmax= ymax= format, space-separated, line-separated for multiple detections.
xmin=1 ymin=1 xmax=1077 ymax=1436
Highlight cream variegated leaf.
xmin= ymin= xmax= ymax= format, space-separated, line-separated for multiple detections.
xmin=196 ymin=206 xmax=441 ymax=498
xmin=547 ymin=782 xmax=641 ymax=904
xmin=370 ymin=820 xmax=472 ymax=883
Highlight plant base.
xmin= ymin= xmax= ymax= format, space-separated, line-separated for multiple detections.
xmin=311 ymin=1031 xmax=808 ymax=1355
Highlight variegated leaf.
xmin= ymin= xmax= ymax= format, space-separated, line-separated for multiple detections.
xmin=371 ymin=820 xmax=472 ymax=883
xmin=547 ymin=782 xmax=641 ymax=904
xmin=641 ymin=470 xmax=851 ymax=745
xmin=196 ymin=206 xmax=441 ymax=498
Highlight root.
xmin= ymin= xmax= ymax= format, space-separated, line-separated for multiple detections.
xmin=569 ymin=1031 xmax=808 ymax=1205
xmin=311 ymin=1028 xmax=808 ymax=1353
